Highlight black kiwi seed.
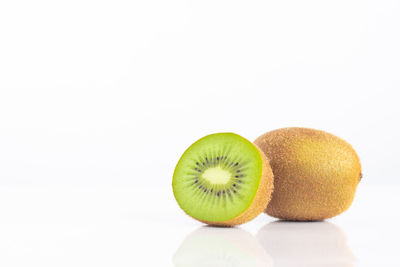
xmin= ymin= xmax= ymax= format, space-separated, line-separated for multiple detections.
xmin=233 ymin=184 xmax=236 ymax=187
xmin=233 ymin=190 xmax=237 ymax=193
xmin=204 ymin=189 xmax=207 ymax=193
xmin=217 ymin=157 xmax=219 ymax=161
xmin=217 ymin=191 xmax=221 ymax=196
xmin=210 ymin=189 xmax=213 ymax=193
xmin=194 ymin=180 xmax=198 ymax=183
xmin=223 ymin=190 xmax=226 ymax=194
xmin=234 ymin=162 xmax=239 ymax=166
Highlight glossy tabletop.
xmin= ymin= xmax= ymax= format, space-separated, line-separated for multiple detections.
xmin=0 ymin=184 xmax=398 ymax=266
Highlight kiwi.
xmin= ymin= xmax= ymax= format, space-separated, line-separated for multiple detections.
xmin=172 ymin=133 xmax=274 ymax=226
xmin=254 ymin=127 xmax=361 ymax=221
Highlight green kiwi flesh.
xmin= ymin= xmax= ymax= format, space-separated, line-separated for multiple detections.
xmin=173 ymin=133 xmax=264 ymax=223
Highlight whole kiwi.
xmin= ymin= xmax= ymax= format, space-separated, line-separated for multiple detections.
xmin=254 ymin=127 xmax=362 ymax=221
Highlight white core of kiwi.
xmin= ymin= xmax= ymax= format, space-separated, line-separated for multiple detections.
xmin=201 ymin=166 xmax=232 ymax=185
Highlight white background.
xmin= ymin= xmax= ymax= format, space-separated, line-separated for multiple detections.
xmin=0 ymin=0 xmax=400 ymax=266
xmin=1 ymin=0 xmax=399 ymax=187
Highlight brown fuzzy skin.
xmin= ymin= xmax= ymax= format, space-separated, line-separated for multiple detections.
xmin=199 ymin=146 xmax=274 ymax=226
xmin=254 ymin=127 xmax=361 ymax=221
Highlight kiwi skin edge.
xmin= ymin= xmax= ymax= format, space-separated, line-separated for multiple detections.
xmin=197 ymin=146 xmax=274 ymax=227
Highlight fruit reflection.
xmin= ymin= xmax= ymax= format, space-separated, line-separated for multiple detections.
xmin=173 ymin=226 xmax=273 ymax=267
xmin=256 ymin=221 xmax=356 ymax=267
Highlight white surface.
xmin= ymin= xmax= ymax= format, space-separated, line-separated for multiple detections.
xmin=0 ymin=184 xmax=398 ymax=266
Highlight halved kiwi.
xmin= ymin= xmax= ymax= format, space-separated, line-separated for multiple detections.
xmin=172 ymin=133 xmax=274 ymax=226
